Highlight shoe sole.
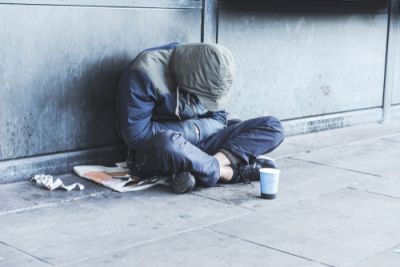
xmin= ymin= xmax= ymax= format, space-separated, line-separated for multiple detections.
xmin=171 ymin=172 xmax=196 ymax=194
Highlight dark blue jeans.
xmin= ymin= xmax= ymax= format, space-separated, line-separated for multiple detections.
xmin=132 ymin=116 xmax=284 ymax=187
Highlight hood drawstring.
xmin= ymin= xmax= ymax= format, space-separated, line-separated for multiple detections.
xmin=175 ymin=86 xmax=182 ymax=120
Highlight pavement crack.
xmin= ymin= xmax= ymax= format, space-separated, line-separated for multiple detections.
xmin=208 ymin=228 xmax=336 ymax=267
xmin=282 ymin=131 xmax=400 ymax=159
xmin=381 ymin=138 xmax=400 ymax=144
xmin=272 ymin=143 xmax=315 ymax=159
xmin=0 ymin=192 xmax=105 ymax=216
xmin=288 ymin=157 xmax=381 ymax=178
xmin=190 ymin=192 xmax=256 ymax=212
xmin=348 ymin=186 xmax=400 ymax=200
xmin=0 ymin=240 xmax=54 ymax=266
xmin=348 ymin=243 xmax=400 ymax=267
xmin=60 ymin=213 xmax=250 ymax=266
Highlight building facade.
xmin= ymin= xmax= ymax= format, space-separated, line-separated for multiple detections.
xmin=0 ymin=0 xmax=399 ymax=182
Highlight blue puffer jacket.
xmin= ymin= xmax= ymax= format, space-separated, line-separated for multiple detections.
xmin=116 ymin=43 xmax=227 ymax=150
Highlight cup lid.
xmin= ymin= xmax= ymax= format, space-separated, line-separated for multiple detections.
xmin=259 ymin=168 xmax=281 ymax=174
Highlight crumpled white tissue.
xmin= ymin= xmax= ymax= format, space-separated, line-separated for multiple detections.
xmin=31 ymin=174 xmax=84 ymax=191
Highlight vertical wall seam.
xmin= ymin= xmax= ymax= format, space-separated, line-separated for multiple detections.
xmin=201 ymin=0 xmax=206 ymax=42
xmin=383 ymin=0 xmax=399 ymax=122
xmin=201 ymin=0 xmax=217 ymax=43
xmin=216 ymin=6 xmax=219 ymax=43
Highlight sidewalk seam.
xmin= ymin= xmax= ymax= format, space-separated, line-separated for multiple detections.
xmin=348 ymin=186 xmax=400 ymax=201
xmin=0 ymin=240 xmax=54 ymax=266
xmin=207 ymin=228 xmax=336 ymax=267
xmin=272 ymin=144 xmax=314 ymax=160
xmin=381 ymin=138 xmax=400 ymax=144
xmin=347 ymin=242 xmax=400 ymax=267
xmin=59 ymin=213 xmax=251 ymax=266
xmin=282 ymin=132 xmax=400 ymax=159
xmin=0 ymin=192 xmax=105 ymax=217
xmin=288 ymin=157 xmax=381 ymax=178
xmin=190 ymin=192 xmax=256 ymax=211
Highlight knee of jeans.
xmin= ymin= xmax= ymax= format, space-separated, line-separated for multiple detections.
xmin=260 ymin=116 xmax=284 ymax=132
xmin=151 ymin=130 xmax=174 ymax=146
xmin=259 ymin=116 xmax=285 ymax=142
xmin=152 ymin=130 xmax=185 ymax=154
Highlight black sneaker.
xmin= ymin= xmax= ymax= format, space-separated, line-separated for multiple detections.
xmin=231 ymin=157 xmax=277 ymax=184
xmin=171 ymin=171 xmax=196 ymax=194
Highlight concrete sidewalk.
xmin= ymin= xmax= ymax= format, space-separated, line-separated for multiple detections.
xmin=1 ymin=122 xmax=400 ymax=267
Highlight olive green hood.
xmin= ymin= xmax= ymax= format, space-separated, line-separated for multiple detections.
xmin=170 ymin=43 xmax=235 ymax=111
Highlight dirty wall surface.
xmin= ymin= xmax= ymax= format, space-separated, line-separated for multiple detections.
xmin=0 ymin=0 xmax=398 ymax=182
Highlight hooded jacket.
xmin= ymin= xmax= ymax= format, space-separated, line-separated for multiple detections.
xmin=116 ymin=43 xmax=231 ymax=150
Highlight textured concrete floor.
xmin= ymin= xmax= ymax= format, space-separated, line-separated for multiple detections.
xmin=0 ymin=122 xmax=400 ymax=267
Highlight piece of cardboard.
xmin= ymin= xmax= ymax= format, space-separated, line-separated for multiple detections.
xmin=73 ymin=163 xmax=168 ymax=193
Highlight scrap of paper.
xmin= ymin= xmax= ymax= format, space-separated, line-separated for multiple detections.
xmin=31 ymin=174 xmax=84 ymax=191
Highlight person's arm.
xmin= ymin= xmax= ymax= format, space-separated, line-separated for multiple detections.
xmin=116 ymin=69 xmax=225 ymax=149
xmin=160 ymin=112 xmax=226 ymax=145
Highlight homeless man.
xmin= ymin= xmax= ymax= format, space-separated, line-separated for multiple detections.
xmin=116 ymin=43 xmax=284 ymax=194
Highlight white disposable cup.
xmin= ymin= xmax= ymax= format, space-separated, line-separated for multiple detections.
xmin=259 ymin=168 xmax=281 ymax=199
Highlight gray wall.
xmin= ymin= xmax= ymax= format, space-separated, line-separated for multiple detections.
xmin=219 ymin=11 xmax=388 ymax=120
xmin=392 ymin=7 xmax=400 ymax=105
xmin=0 ymin=1 xmax=201 ymax=162
xmin=0 ymin=0 xmax=399 ymax=182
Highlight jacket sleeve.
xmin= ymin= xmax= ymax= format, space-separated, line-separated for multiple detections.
xmin=160 ymin=113 xmax=226 ymax=145
xmin=116 ymin=69 xmax=226 ymax=150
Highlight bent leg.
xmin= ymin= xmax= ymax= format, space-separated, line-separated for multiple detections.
xmin=198 ymin=116 xmax=284 ymax=163
xmin=134 ymin=130 xmax=220 ymax=187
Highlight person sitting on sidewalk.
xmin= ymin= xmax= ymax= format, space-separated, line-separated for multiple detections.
xmin=116 ymin=43 xmax=284 ymax=193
